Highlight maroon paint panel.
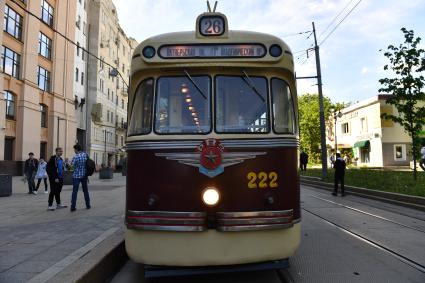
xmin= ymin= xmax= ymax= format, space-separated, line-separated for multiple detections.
xmin=126 ymin=147 xmax=300 ymax=220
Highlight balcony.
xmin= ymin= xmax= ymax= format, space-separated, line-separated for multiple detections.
xmin=115 ymin=121 xmax=127 ymax=131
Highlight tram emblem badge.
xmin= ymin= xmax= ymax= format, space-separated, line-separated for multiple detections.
xmin=155 ymin=139 xmax=267 ymax=178
xmin=198 ymin=139 xmax=225 ymax=178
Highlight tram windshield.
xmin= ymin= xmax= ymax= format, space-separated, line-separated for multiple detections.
xmin=155 ymin=76 xmax=211 ymax=134
xmin=216 ymin=76 xmax=268 ymax=133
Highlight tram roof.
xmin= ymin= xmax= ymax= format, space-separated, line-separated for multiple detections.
xmin=131 ymin=30 xmax=294 ymax=72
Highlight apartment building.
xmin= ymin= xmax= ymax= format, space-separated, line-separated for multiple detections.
xmin=327 ymin=95 xmax=424 ymax=167
xmin=87 ymin=0 xmax=136 ymax=168
xmin=1 ymin=0 xmax=77 ymax=175
xmin=74 ymin=0 xmax=88 ymax=147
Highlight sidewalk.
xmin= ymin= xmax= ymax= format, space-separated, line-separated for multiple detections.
xmin=0 ymin=173 xmax=126 ymax=283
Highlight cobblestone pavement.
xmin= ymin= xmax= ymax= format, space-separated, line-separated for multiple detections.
xmin=0 ymin=174 xmax=126 ymax=283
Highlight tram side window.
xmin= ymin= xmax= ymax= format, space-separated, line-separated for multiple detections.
xmin=128 ymin=79 xmax=154 ymax=135
xmin=215 ymin=76 xmax=268 ymax=133
xmin=155 ymin=76 xmax=211 ymax=134
xmin=271 ymin=78 xmax=295 ymax=134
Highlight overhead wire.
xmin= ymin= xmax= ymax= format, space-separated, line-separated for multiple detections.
xmin=319 ymin=0 xmax=363 ymax=46
xmin=318 ymin=0 xmax=357 ymax=40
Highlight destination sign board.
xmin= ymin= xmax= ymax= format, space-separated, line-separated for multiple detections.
xmin=158 ymin=44 xmax=266 ymax=59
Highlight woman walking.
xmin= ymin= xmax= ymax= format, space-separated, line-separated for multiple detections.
xmin=35 ymin=158 xmax=49 ymax=194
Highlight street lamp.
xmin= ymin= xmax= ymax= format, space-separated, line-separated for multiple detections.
xmin=334 ymin=110 xmax=343 ymax=154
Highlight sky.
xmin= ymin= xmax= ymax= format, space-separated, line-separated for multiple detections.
xmin=112 ymin=0 xmax=425 ymax=104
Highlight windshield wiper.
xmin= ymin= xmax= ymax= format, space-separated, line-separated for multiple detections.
xmin=184 ymin=70 xmax=207 ymax=100
xmin=241 ymin=70 xmax=265 ymax=102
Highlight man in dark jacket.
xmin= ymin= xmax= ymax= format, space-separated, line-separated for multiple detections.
xmin=24 ymin=152 xmax=38 ymax=194
xmin=332 ymin=153 xmax=346 ymax=197
xmin=300 ymin=151 xmax=308 ymax=171
xmin=46 ymin=148 xmax=68 ymax=211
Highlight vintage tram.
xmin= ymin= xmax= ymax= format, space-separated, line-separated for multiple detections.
xmin=125 ymin=10 xmax=300 ymax=270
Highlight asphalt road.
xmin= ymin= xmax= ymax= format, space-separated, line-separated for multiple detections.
xmin=111 ymin=185 xmax=425 ymax=283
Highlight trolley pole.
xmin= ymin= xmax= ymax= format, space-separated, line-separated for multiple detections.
xmin=312 ymin=22 xmax=328 ymax=179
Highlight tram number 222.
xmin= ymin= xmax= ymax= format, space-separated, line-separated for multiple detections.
xmin=247 ymin=172 xmax=278 ymax=189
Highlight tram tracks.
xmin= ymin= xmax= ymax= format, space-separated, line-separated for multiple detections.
xmin=302 ymin=207 xmax=425 ymax=274
xmin=310 ymin=195 xmax=425 ymax=234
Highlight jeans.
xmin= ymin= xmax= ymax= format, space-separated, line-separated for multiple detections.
xmin=71 ymin=177 xmax=90 ymax=209
xmin=26 ymin=172 xmax=36 ymax=193
xmin=36 ymin=178 xmax=48 ymax=191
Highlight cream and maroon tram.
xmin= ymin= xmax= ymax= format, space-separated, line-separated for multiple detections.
xmin=125 ymin=11 xmax=300 ymax=272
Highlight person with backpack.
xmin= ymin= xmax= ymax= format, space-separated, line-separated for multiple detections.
xmin=70 ymin=144 xmax=91 ymax=212
xmin=332 ymin=153 xmax=346 ymax=197
xmin=46 ymin=148 xmax=68 ymax=210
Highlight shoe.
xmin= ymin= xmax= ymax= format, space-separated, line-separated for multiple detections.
xmin=28 ymin=192 xmax=32 ymax=194
xmin=44 ymin=190 xmax=48 ymax=194
xmin=47 ymin=206 xmax=55 ymax=211
xmin=56 ymin=204 xmax=68 ymax=209
xmin=86 ymin=205 xmax=91 ymax=210
xmin=32 ymin=191 xmax=37 ymax=195
xmin=70 ymin=207 xmax=76 ymax=212
xmin=332 ymin=192 xmax=337 ymax=196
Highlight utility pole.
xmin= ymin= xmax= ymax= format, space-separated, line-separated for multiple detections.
xmin=312 ymin=22 xmax=328 ymax=179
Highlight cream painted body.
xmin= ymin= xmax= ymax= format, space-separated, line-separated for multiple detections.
xmin=125 ymin=223 xmax=300 ymax=266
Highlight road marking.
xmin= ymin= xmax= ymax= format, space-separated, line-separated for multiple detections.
xmin=27 ymin=227 xmax=118 ymax=283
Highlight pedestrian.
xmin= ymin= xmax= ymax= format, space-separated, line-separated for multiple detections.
xmin=35 ymin=158 xmax=49 ymax=194
xmin=332 ymin=153 xmax=346 ymax=197
xmin=70 ymin=144 xmax=91 ymax=212
xmin=330 ymin=152 xmax=335 ymax=168
xmin=420 ymin=144 xmax=425 ymax=171
xmin=46 ymin=148 xmax=68 ymax=211
xmin=24 ymin=152 xmax=38 ymax=194
xmin=300 ymin=151 xmax=308 ymax=171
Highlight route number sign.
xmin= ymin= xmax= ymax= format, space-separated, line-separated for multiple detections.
xmin=200 ymin=16 xmax=225 ymax=36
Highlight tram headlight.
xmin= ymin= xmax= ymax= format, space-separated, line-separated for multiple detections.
xmin=269 ymin=44 xmax=282 ymax=57
xmin=142 ymin=46 xmax=156 ymax=58
xmin=202 ymin=187 xmax=220 ymax=206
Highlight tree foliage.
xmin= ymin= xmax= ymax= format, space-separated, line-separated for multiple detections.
xmin=298 ymin=93 xmax=333 ymax=163
xmin=379 ymin=28 xmax=425 ymax=180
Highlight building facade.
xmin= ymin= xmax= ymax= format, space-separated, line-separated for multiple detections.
xmin=327 ymin=95 xmax=424 ymax=167
xmin=87 ymin=0 xmax=136 ymax=168
xmin=74 ymin=0 xmax=88 ymax=148
xmin=1 ymin=0 xmax=77 ymax=175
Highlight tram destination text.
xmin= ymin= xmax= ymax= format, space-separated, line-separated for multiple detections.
xmin=159 ymin=44 xmax=266 ymax=59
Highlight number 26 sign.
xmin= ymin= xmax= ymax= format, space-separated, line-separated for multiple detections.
xmin=200 ymin=16 xmax=225 ymax=36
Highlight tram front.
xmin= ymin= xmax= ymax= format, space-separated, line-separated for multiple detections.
xmin=125 ymin=11 xmax=300 ymax=267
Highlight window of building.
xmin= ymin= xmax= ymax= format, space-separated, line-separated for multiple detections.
xmin=77 ymin=42 xmax=80 ymax=56
xmin=360 ymin=117 xmax=368 ymax=133
xmin=1 ymin=46 xmax=21 ymax=78
xmin=115 ymin=95 xmax=118 ymax=105
xmin=341 ymin=122 xmax=350 ymax=134
xmin=82 ymin=49 xmax=85 ymax=61
xmin=121 ymin=99 xmax=124 ymax=109
xmin=77 ymin=15 xmax=81 ymax=29
xmin=41 ymin=0 xmax=54 ymax=27
xmin=107 ymin=110 xmax=110 ymax=122
xmin=4 ymin=138 xmax=14 ymax=161
xmin=81 ymin=72 xmax=84 ymax=85
xmin=83 ymin=22 xmax=86 ymax=35
xmin=4 ymin=5 xmax=23 ymax=40
xmin=37 ymin=66 xmax=51 ymax=92
xmin=38 ymin=33 xmax=52 ymax=59
xmin=40 ymin=104 xmax=48 ymax=127
xmin=394 ymin=144 xmax=406 ymax=161
xmin=4 ymin=91 xmax=15 ymax=119
xmin=75 ymin=67 xmax=79 ymax=82
xmin=121 ymin=135 xmax=124 ymax=146
xmin=111 ymin=91 xmax=114 ymax=100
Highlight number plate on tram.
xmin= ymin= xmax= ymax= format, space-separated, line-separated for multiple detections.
xmin=200 ymin=16 xmax=225 ymax=36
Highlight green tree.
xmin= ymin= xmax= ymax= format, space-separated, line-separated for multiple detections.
xmin=379 ymin=28 xmax=425 ymax=180
xmin=298 ymin=93 xmax=333 ymax=163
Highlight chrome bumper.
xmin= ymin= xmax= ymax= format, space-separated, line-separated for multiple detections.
xmin=126 ymin=209 xmax=297 ymax=232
